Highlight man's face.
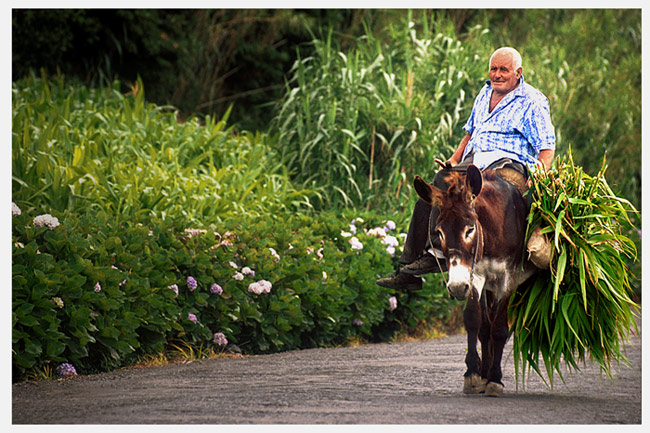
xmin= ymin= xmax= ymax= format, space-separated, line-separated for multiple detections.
xmin=489 ymin=53 xmax=522 ymax=96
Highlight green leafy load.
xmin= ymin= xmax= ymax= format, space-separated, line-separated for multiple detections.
xmin=510 ymin=151 xmax=639 ymax=387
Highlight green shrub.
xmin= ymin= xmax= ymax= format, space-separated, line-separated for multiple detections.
xmin=11 ymin=74 xmax=462 ymax=382
xmin=12 ymin=73 xmax=312 ymax=223
xmin=12 ymin=204 xmax=457 ymax=381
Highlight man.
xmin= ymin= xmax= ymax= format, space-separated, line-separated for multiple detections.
xmin=377 ymin=47 xmax=556 ymax=291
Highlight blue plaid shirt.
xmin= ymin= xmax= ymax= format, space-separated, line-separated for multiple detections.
xmin=462 ymin=76 xmax=555 ymax=169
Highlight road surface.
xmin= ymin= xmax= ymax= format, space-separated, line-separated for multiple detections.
xmin=13 ymin=320 xmax=642 ymax=424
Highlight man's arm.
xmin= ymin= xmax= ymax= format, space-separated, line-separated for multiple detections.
xmin=448 ymin=133 xmax=471 ymax=166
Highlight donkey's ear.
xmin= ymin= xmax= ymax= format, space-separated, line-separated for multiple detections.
xmin=414 ymin=175 xmax=433 ymax=202
xmin=466 ymin=164 xmax=483 ymax=199
xmin=414 ymin=175 xmax=443 ymax=206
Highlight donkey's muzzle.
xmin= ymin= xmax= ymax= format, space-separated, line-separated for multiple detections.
xmin=447 ymin=282 xmax=470 ymax=300
xmin=446 ymin=262 xmax=473 ymax=300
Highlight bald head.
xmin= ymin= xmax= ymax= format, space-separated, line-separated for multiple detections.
xmin=490 ymin=47 xmax=522 ymax=71
xmin=488 ymin=47 xmax=523 ymax=96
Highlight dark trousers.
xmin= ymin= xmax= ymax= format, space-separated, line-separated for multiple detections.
xmin=399 ymin=156 xmax=528 ymax=265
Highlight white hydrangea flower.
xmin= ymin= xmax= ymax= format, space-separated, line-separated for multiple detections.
xmin=248 ymin=280 xmax=272 ymax=294
xmin=349 ymin=236 xmax=363 ymax=250
xmin=33 ymin=214 xmax=60 ymax=230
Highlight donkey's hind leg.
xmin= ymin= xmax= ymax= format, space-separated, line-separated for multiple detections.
xmin=462 ymin=289 xmax=486 ymax=394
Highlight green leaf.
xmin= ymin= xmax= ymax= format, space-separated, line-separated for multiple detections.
xmin=552 ymin=249 xmax=567 ymax=307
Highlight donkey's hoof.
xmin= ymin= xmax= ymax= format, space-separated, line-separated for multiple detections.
xmin=484 ymin=382 xmax=504 ymax=397
xmin=463 ymin=374 xmax=487 ymax=394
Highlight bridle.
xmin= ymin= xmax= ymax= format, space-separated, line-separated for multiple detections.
xmin=430 ymin=211 xmax=484 ymax=300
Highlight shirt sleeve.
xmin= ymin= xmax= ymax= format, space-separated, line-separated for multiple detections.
xmin=520 ymin=99 xmax=556 ymax=152
xmin=463 ymin=84 xmax=488 ymax=135
xmin=463 ymin=105 xmax=476 ymax=135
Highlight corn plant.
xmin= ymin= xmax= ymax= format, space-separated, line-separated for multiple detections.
xmin=510 ymin=150 xmax=639 ymax=388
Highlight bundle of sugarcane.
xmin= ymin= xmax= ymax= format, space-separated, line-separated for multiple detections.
xmin=509 ymin=150 xmax=639 ymax=387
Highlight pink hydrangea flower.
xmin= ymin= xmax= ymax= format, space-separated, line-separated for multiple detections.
xmin=56 ymin=363 xmax=77 ymax=378
xmin=210 ymin=283 xmax=223 ymax=295
xmin=213 ymin=332 xmax=228 ymax=346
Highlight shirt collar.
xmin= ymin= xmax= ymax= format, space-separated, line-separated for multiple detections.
xmin=486 ymin=75 xmax=526 ymax=97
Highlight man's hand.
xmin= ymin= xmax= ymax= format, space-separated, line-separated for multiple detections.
xmin=527 ymin=150 xmax=555 ymax=188
xmin=537 ymin=149 xmax=554 ymax=171
xmin=434 ymin=158 xmax=453 ymax=169
xmin=447 ymin=156 xmax=460 ymax=167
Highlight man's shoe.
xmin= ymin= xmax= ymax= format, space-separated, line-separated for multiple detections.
xmin=400 ymin=253 xmax=447 ymax=275
xmin=376 ymin=272 xmax=422 ymax=291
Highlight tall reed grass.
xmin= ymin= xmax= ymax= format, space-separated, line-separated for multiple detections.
xmin=273 ymin=15 xmax=491 ymax=211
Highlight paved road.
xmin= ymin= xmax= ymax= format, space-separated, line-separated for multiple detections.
xmin=12 ymin=321 xmax=642 ymax=425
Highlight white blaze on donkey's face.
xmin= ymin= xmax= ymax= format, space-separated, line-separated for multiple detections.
xmin=441 ymin=224 xmax=486 ymax=301
xmin=445 ymin=253 xmax=486 ymax=300
xmin=446 ymin=254 xmax=472 ymax=300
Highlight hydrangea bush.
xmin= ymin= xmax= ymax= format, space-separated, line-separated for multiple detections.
xmin=12 ymin=207 xmax=459 ymax=381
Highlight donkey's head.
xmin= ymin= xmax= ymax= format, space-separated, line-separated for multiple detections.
xmin=414 ymin=165 xmax=484 ymax=300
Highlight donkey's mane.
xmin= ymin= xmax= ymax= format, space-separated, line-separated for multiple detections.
xmin=437 ymin=168 xmax=498 ymax=213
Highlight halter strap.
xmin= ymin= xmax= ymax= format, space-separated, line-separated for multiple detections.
xmin=468 ymin=222 xmax=484 ymax=300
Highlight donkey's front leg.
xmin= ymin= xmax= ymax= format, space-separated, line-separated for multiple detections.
xmin=462 ymin=289 xmax=486 ymax=394
xmin=484 ymin=295 xmax=512 ymax=397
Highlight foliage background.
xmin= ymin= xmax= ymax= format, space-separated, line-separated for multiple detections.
xmin=12 ymin=9 xmax=641 ymax=381
xmin=13 ymin=9 xmax=641 ymax=208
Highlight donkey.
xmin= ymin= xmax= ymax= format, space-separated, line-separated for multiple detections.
xmin=413 ymin=164 xmax=537 ymax=397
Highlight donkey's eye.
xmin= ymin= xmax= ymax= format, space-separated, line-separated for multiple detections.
xmin=464 ymin=226 xmax=475 ymax=241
